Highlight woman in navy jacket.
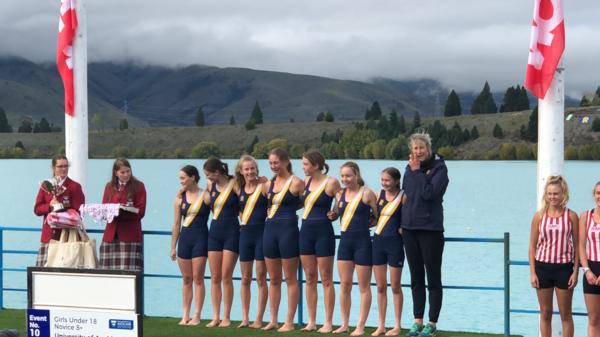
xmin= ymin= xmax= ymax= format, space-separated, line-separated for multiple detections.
xmin=401 ymin=132 xmax=449 ymax=337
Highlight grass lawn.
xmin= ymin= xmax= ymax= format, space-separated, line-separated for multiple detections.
xmin=1 ymin=309 xmax=521 ymax=337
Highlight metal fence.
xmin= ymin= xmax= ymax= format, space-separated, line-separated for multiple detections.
xmin=0 ymin=227 xmax=586 ymax=336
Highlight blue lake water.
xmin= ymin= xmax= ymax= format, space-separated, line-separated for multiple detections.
xmin=1 ymin=159 xmax=598 ymax=336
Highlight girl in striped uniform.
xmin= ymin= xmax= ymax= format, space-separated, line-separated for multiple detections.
xmin=333 ymin=161 xmax=378 ymax=336
xmin=235 ymin=155 xmax=268 ymax=329
xmin=170 ymin=165 xmax=210 ymax=326
xmin=578 ymin=181 xmax=600 ymax=336
xmin=528 ymin=175 xmax=579 ymax=337
xmin=299 ymin=150 xmax=341 ymax=333
xmin=372 ymin=167 xmax=406 ymax=337
xmin=262 ymin=148 xmax=304 ymax=332
xmin=203 ymin=158 xmax=240 ymax=328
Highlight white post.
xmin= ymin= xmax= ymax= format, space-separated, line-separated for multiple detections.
xmin=65 ymin=0 xmax=88 ymax=193
xmin=536 ymin=63 xmax=565 ymax=337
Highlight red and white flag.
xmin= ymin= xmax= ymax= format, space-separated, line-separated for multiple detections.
xmin=57 ymin=0 xmax=78 ymax=116
xmin=525 ymin=0 xmax=565 ymax=99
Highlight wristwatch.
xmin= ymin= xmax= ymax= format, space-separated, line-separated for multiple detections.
xmin=582 ymin=267 xmax=591 ymax=274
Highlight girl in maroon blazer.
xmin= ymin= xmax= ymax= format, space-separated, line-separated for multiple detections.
xmin=99 ymin=158 xmax=147 ymax=272
xmin=34 ymin=154 xmax=85 ymax=267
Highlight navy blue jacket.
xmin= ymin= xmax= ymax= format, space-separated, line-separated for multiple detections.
xmin=401 ymin=154 xmax=449 ymax=231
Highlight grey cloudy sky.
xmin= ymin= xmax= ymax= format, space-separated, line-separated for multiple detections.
xmin=0 ymin=0 xmax=598 ymax=97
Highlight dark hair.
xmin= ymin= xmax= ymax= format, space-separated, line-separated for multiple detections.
xmin=203 ymin=157 xmax=233 ymax=179
xmin=303 ymin=149 xmax=329 ymax=174
xmin=269 ymin=148 xmax=293 ymax=174
xmin=341 ymin=161 xmax=364 ymax=186
xmin=52 ymin=154 xmax=68 ymax=167
xmin=381 ymin=167 xmax=401 ymax=189
xmin=106 ymin=157 xmax=141 ymax=200
xmin=180 ymin=165 xmax=200 ymax=183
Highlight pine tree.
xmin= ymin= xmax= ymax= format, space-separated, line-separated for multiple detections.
xmin=0 ymin=108 xmax=12 ymax=133
xmin=580 ymin=95 xmax=590 ymax=107
xmin=493 ymin=123 xmax=504 ymax=138
xmin=196 ymin=107 xmax=205 ymax=127
xmin=518 ymin=86 xmax=530 ymax=110
xmin=365 ymin=101 xmax=382 ymax=120
xmin=470 ymin=126 xmax=479 ymax=140
xmin=316 ymin=112 xmax=325 ymax=121
xmin=500 ymin=86 xmax=518 ymax=113
xmin=229 ymin=115 xmax=235 ymax=125
xmin=397 ymin=114 xmax=406 ymax=134
xmin=39 ymin=118 xmax=51 ymax=132
xmin=119 ymin=118 xmax=128 ymax=130
xmin=412 ymin=111 xmax=421 ymax=130
xmin=250 ymin=102 xmax=263 ymax=124
xmin=444 ymin=90 xmax=462 ymax=116
xmin=389 ymin=109 xmax=398 ymax=133
xmin=525 ymin=106 xmax=538 ymax=142
xmin=325 ymin=112 xmax=334 ymax=122
xmin=471 ymin=81 xmax=497 ymax=114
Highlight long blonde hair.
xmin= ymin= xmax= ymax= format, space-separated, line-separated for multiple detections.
xmin=539 ymin=175 xmax=569 ymax=214
xmin=235 ymin=155 xmax=258 ymax=188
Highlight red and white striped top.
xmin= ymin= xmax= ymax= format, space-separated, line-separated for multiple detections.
xmin=586 ymin=210 xmax=600 ymax=262
xmin=535 ymin=210 xmax=574 ymax=264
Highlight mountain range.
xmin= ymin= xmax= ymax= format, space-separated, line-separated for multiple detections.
xmin=0 ymin=56 xmax=577 ymax=128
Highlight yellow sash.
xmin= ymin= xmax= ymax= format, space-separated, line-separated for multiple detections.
xmin=241 ymin=184 xmax=263 ymax=225
xmin=340 ymin=187 xmax=364 ymax=232
xmin=268 ymin=177 xmax=294 ymax=219
xmin=212 ymin=179 xmax=235 ymax=220
xmin=375 ymin=191 xmax=403 ymax=235
xmin=182 ymin=192 xmax=205 ymax=227
xmin=302 ymin=177 xmax=329 ymax=220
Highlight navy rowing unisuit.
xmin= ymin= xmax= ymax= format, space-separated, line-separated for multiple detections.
xmin=337 ymin=188 xmax=372 ymax=266
xmin=207 ymin=180 xmax=240 ymax=253
xmin=300 ymin=177 xmax=336 ymax=257
xmin=238 ymin=183 xmax=268 ymax=262
xmin=263 ymin=177 xmax=300 ymax=259
xmin=177 ymin=192 xmax=210 ymax=259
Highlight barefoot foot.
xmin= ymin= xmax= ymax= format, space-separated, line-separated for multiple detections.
xmin=385 ymin=327 xmax=400 ymax=336
xmin=318 ymin=324 xmax=333 ymax=333
xmin=206 ymin=319 xmax=219 ymax=328
xmin=333 ymin=326 xmax=349 ymax=334
xmin=178 ymin=318 xmax=189 ymax=326
xmin=278 ymin=322 xmax=295 ymax=332
xmin=218 ymin=319 xmax=231 ymax=328
xmin=250 ymin=320 xmax=263 ymax=329
xmin=187 ymin=317 xmax=200 ymax=326
xmin=238 ymin=320 xmax=249 ymax=328
xmin=262 ymin=322 xmax=279 ymax=331
xmin=302 ymin=323 xmax=317 ymax=332
xmin=351 ymin=327 xmax=365 ymax=336
xmin=371 ymin=327 xmax=386 ymax=336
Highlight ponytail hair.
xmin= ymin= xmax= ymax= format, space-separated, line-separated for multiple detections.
xmin=303 ymin=149 xmax=329 ymax=174
xmin=382 ymin=167 xmax=401 ymax=189
xmin=180 ymin=165 xmax=200 ymax=183
xmin=539 ymin=175 xmax=569 ymax=214
xmin=235 ymin=155 xmax=258 ymax=188
xmin=269 ymin=148 xmax=293 ymax=174
xmin=341 ymin=161 xmax=364 ymax=186
xmin=203 ymin=157 xmax=233 ymax=179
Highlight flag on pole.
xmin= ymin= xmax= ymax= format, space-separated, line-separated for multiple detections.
xmin=57 ymin=0 xmax=78 ymax=116
xmin=525 ymin=0 xmax=565 ymax=99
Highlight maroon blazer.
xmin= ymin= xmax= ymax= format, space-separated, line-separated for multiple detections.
xmin=34 ymin=177 xmax=85 ymax=243
xmin=101 ymin=181 xmax=146 ymax=243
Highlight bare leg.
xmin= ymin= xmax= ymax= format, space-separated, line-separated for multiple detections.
xmin=317 ymin=256 xmax=335 ymax=333
xmin=219 ymin=250 xmax=238 ymax=327
xmin=385 ymin=266 xmax=403 ymax=336
xmin=206 ymin=251 xmax=222 ymax=327
xmin=239 ymin=260 xmax=254 ymax=328
xmin=351 ymin=264 xmax=372 ymax=336
xmin=555 ymin=288 xmax=574 ymax=337
xmin=536 ymin=288 xmax=554 ymax=337
xmin=251 ymin=260 xmax=268 ymax=328
xmin=188 ymin=256 xmax=207 ymax=325
xmin=278 ymin=257 xmax=299 ymax=332
xmin=263 ymin=257 xmax=281 ymax=331
xmin=585 ymin=293 xmax=600 ymax=337
xmin=177 ymin=258 xmax=192 ymax=325
xmin=333 ymin=260 xmax=354 ymax=334
xmin=372 ymin=264 xmax=387 ymax=336
xmin=301 ymin=254 xmax=318 ymax=331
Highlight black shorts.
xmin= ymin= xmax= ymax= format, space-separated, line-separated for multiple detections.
xmin=299 ymin=219 xmax=336 ymax=257
xmin=583 ymin=260 xmax=600 ymax=295
xmin=534 ymin=261 xmax=573 ymax=290
xmin=177 ymin=227 xmax=208 ymax=259
xmin=239 ymin=224 xmax=264 ymax=262
xmin=372 ymin=235 xmax=404 ymax=267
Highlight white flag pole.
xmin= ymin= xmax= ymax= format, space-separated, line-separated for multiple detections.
xmin=65 ymin=0 xmax=88 ymax=193
xmin=536 ymin=62 xmax=565 ymax=337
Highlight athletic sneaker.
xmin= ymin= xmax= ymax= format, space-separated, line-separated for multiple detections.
xmin=405 ymin=323 xmax=423 ymax=337
xmin=418 ymin=323 xmax=437 ymax=337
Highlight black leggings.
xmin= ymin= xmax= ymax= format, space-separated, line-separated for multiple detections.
xmin=403 ymin=229 xmax=444 ymax=323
